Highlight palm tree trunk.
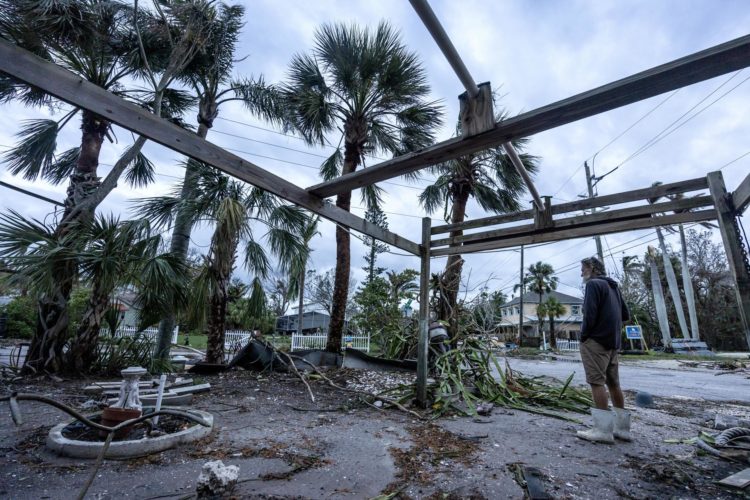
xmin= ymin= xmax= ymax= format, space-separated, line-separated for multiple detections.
xmin=327 ymin=136 xmax=363 ymax=353
xmin=549 ymin=316 xmax=556 ymax=349
xmin=679 ymin=224 xmax=700 ymax=340
xmin=154 ymin=118 xmax=213 ymax=361
xmin=66 ymin=280 xmax=111 ymax=374
xmin=204 ymin=230 xmax=238 ymax=365
xmin=648 ymin=255 xmax=672 ymax=348
xmin=656 ymin=228 xmax=690 ymax=338
xmin=24 ymin=111 xmax=107 ymax=375
xmin=441 ymin=188 xmax=470 ymax=342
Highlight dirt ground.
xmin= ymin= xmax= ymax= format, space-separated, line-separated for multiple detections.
xmin=1 ymin=367 xmax=749 ymax=499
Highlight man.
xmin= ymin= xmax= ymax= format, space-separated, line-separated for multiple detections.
xmin=576 ymin=257 xmax=631 ymax=444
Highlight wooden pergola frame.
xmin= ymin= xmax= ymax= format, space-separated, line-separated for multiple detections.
xmin=1 ymin=11 xmax=749 ymax=406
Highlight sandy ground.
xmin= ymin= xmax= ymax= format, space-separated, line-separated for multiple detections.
xmin=1 ymin=366 xmax=749 ymax=499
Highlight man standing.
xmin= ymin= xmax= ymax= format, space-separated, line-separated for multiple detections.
xmin=576 ymin=257 xmax=631 ymax=444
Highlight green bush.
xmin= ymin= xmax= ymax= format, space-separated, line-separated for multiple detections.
xmin=68 ymin=287 xmax=91 ymax=334
xmin=1 ymin=295 xmax=36 ymax=339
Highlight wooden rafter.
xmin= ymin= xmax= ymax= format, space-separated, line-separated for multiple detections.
xmin=431 ymin=209 xmax=718 ymax=256
xmin=307 ymin=35 xmax=750 ymax=198
xmin=431 ymin=196 xmax=714 ymax=249
xmin=0 ymin=40 xmax=420 ymax=255
xmin=431 ymin=176 xmax=709 ymax=234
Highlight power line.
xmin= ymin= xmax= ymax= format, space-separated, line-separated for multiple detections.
xmin=610 ymin=70 xmax=748 ymax=172
xmin=553 ymin=89 xmax=681 ymax=197
xmin=0 ymin=180 xmax=63 ymax=206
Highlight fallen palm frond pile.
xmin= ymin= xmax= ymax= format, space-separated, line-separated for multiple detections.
xmin=383 ymin=337 xmax=593 ymax=421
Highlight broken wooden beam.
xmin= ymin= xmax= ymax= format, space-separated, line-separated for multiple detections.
xmin=431 ymin=176 xmax=709 ymax=234
xmin=0 ymin=41 xmax=420 ymax=255
xmin=307 ymin=35 xmax=750 ymax=197
xmin=431 ymin=209 xmax=718 ymax=256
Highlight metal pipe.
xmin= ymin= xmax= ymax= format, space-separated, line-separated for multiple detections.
xmin=409 ymin=0 xmax=545 ymax=212
xmin=408 ymin=0 xmax=479 ymax=97
xmin=503 ymin=143 xmax=545 ymax=211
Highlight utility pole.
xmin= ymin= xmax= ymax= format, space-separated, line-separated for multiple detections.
xmin=584 ymin=161 xmax=605 ymax=265
xmin=518 ymin=244 xmax=524 ymax=346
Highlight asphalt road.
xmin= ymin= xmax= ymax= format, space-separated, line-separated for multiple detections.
xmin=499 ymin=356 xmax=750 ymax=403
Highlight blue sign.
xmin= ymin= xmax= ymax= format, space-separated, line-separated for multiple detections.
xmin=625 ymin=325 xmax=642 ymax=339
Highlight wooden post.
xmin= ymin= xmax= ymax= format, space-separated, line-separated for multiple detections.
xmin=459 ymin=82 xmax=494 ymax=137
xmin=417 ymin=217 xmax=431 ymax=407
xmin=533 ymin=196 xmax=553 ymax=229
xmin=707 ymin=171 xmax=750 ymax=349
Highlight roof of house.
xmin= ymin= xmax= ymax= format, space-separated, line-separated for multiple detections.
xmin=504 ymin=290 xmax=582 ymax=306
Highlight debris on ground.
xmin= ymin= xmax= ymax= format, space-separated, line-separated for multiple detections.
xmin=196 ymin=460 xmax=239 ymax=498
xmin=717 ymin=468 xmax=750 ymax=489
xmin=383 ymin=423 xmax=481 ymax=496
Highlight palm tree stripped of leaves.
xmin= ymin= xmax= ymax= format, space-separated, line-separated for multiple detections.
xmin=537 ymin=297 xmax=566 ymax=349
xmin=419 ymin=116 xmax=538 ymax=337
xmin=281 ymin=21 xmax=442 ymax=352
xmin=521 ymin=261 xmax=558 ymax=346
xmin=0 ymin=212 xmax=187 ymax=373
xmin=0 ymin=0 xmax=214 ymax=373
xmin=647 ymin=182 xmax=710 ymax=339
xmin=646 ymin=246 xmax=673 ymax=347
xmin=134 ymin=164 xmax=309 ymax=364
xmin=153 ymin=2 xmax=290 ymax=360
xmin=649 ymin=183 xmax=712 ymax=341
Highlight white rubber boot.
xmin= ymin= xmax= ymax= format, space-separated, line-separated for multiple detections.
xmin=613 ymin=408 xmax=632 ymax=441
xmin=576 ymin=408 xmax=614 ymax=444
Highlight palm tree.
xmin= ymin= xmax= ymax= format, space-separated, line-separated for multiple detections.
xmin=290 ymin=217 xmax=321 ymax=336
xmin=0 ymin=0 xmax=214 ymax=373
xmin=153 ymin=2 xmax=290 ymax=360
xmin=419 ymin=118 xmax=538 ymax=337
xmin=537 ymin=297 xmax=565 ymax=349
xmin=281 ymin=21 xmax=442 ymax=352
xmin=135 ymin=165 xmax=309 ymax=364
xmin=66 ymin=217 xmax=187 ymax=373
xmin=522 ymin=261 xmax=558 ymax=344
xmin=385 ymin=269 xmax=420 ymax=304
xmin=0 ymin=212 xmax=187 ymax=373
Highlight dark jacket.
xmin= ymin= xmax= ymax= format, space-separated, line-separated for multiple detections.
xmin=580 ymin=276 xmax=630 ymax=350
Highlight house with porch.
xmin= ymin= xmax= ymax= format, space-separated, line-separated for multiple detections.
xmin=497 ymin=290 xmax=583 ymax=345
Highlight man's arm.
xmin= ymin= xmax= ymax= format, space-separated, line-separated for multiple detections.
xmin=580 ymin=281 xmax=600 ymax=340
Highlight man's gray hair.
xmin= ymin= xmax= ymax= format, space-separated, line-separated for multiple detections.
xmin=581 ymin=256 xmax=606 ymax=276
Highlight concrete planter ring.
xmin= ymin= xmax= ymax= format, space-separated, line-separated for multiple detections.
xmin=47 ymin=407 xmax=213 ymax=459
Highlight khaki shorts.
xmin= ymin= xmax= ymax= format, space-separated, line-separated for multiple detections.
xmin=580 ymin=338 xmax=620 ymax=386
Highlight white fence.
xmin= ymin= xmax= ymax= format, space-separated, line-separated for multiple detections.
xmin=101 ymin=326 xmax=253 ymax=350
xmin=101 ymin=326 xmax=179 ymax=344
xmin=224 ymin=330 xmax=253 ymax=350
xmin=291 ymin=332 xmax=370 ymax=352
xmin=555 ymin=339 xmax=580 ymax=352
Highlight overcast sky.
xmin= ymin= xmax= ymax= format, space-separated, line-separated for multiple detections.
xmin=1 ymin=0 xmax=749 ymax=303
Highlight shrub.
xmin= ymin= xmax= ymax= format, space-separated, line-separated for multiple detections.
xmin=1 ymin=295 xmax=36 ymax=339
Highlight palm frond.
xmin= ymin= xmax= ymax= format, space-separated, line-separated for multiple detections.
xmin=419 ymin=183 xmax=448 ymax=215
xmin=130 ymin=196 xmax=181 ymax=228
xmin=230 ymin=76 xmax=290 ymax=128
xmin=123 ymin=147 xmax=156 ymax=188
xmin=243 ymin=239 xmax=270 ymax=279
xmin=360 ymin=184 xmax=384 ymax=210
xmin=266 ymin=227 xmax=306 ymax=274
xmin=43 ymin=147 xmax=80 ymax=185
xmin=3 ymin=119 xmax=59 ymax=180
xmin=320 ymin=148 xmax=343 ymax=181
xmin=246 ymin=276 xmax=267 ymax=319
